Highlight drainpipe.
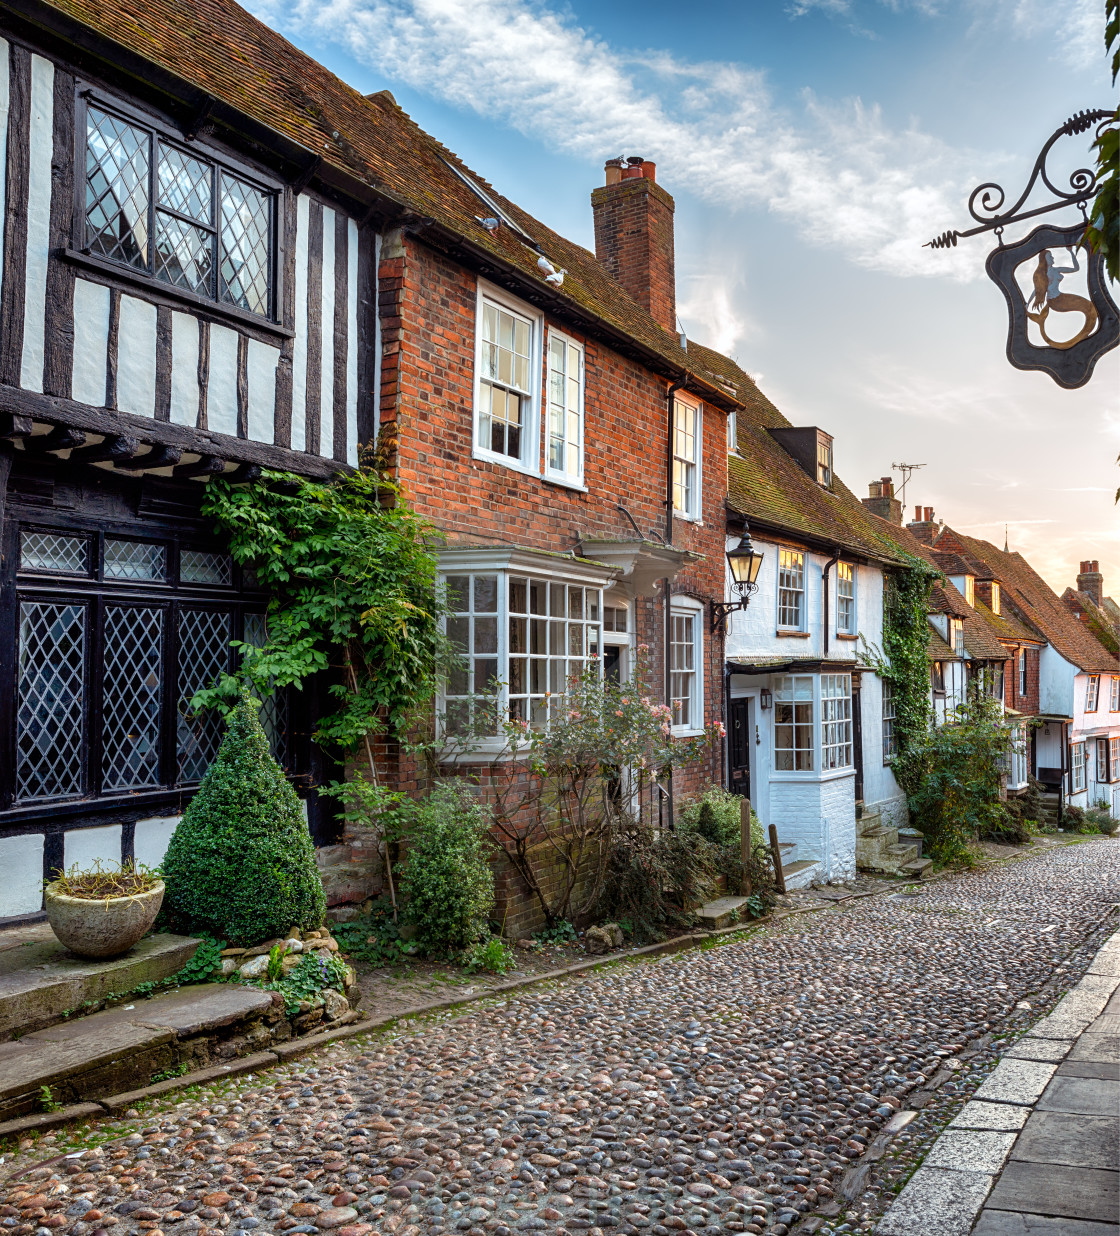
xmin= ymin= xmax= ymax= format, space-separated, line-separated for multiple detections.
xmin=822 ymin=551 xmax=840 ymax=657
xmin=663 ymin=379 xmax=685 ymax=832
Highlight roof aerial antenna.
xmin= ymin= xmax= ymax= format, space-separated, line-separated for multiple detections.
xmin=891 ymin=461 xmax=926 ymax=509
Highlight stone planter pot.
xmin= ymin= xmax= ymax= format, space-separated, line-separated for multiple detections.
xmin=44 ymin=880 xmax=165 ymax=959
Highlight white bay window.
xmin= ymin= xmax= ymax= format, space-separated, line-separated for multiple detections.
xmin=821 ymin=674 xmax=853 ymax=770
xmin=775 ymin=676 xmax=814 ymax=771
xmin=774 ymin=673 xmax=854 ymax=775
xmin=441 ymin=553 xmax=608 ymax=740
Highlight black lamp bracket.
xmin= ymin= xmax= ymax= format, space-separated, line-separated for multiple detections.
xmin=711 ymin=580 xmax=758 ymax=633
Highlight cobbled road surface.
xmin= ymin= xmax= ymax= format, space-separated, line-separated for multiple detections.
xmin=5 ymin=839 xmax=1118 ymax=1236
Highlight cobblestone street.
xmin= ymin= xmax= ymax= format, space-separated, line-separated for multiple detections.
xmin=4 ymin=838 xmax=1118 ymax=1236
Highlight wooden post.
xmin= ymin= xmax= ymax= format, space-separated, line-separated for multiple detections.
xmin=740 ymin=798 xmax=752 ymax=899
xmin=768 ymin=823 xmax=786 ymax=895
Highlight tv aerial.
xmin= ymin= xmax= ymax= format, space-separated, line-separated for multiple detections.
xmin=892 ymin=462 xmax=926 ymax=508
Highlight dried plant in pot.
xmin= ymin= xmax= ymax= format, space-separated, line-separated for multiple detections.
xmin=44 ymin=861 xmax=165 ymax=958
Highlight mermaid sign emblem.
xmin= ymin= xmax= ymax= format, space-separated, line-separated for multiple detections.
xmin=1026 ymin=247 xmax=1097 ymax=350
xmin=986 ymin=223 xmax=1118 ymax=388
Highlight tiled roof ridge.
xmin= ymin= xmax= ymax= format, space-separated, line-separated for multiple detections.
xmin=937 ymin=526 xmax=1118 ymax=674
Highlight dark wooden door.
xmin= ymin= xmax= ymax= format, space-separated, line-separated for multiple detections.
xmin=729 ymin=697 xmax=751 ymax=798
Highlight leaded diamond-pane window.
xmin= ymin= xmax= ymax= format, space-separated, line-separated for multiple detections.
xmin=20 ymin=531 xmax=90 ymax=575
xmin=102 ymin=606 xmax=164 ymax=791
xmin=243 ymin=612 xmax=289 ymax=767
xmin=104 ymin=539 xmax=167 ymax=581
xmin=16 ymin=602 xmax=86 ymax=800
xmin=86 ymin=107 xmax=150 ymax=268
xmin=181 ymin=550 xmax=232 ymax=586
xmin=219 ymin=174 xmax=271 ymax=316
xmin=177 ymin=609 xmax=231 ymax=781
xmin=83 ymin=99 xmax=276 ymax=319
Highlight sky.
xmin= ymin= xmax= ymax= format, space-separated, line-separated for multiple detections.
xmin=245 ymin=0 xmax=1119 ymax=595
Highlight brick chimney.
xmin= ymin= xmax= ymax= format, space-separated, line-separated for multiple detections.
xmin=907 ymin=504 xmax=940 ymax=545
xmin=862 ymin=476 xmax=902 ymax=525
xmin=592 ymin=156 xmax=676 ymax=333
xmin=1077 ymin=559 xmax=1103 ymax=606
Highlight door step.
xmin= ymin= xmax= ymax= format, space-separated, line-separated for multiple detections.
xmin=0 ymin=923 xmax=199 ymax=1041
xmin=696 ymin=897 xmax=751 ymax=929
xmin=780 ymin=859 xmax=821 ymax=890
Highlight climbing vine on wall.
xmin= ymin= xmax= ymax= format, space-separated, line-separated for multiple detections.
xmin=861 ymin=553 xmax=939 ymax=794
xmin=193 ymin=468 xmax=451 ymax=752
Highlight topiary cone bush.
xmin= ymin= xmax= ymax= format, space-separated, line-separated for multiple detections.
xmin=161 ymin=692 xmax=325 ymax=946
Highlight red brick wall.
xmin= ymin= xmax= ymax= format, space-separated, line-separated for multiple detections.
xmin=590 ymin=177 xmax=676 ymax=334
xmin=1003 ymin=646 xmax=1041 ymax=715
xmin=376 ymin=232 xmax=727 ymax=802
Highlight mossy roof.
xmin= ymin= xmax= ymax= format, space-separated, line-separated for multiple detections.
xmin=1061 ymin=589 xmax=1120 ymax=658
xmin=937 ymin=528 xmax=1119 ymax=676
xmin=927 ymin=625 xmax=957 ymax=661
xmin=687 ymin=343 xmax=908 ymax=565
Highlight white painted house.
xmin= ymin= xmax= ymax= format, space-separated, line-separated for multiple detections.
xmin=689 ymin=350 xmax=911 ymax=883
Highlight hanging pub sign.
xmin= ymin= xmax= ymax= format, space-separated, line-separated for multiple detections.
xmin=926 ymin=109 xmax=1119 ymax=389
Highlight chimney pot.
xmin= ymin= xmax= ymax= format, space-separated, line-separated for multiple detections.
xmin=914 ymin=505 xmax=921 ymax=521
xmin=592 ymin=153 xmax=677 ymax=332
xmin=1092 ymin=560 xmax=1099 ymax=572
xmin=924 ymin=506 xmax=934 ymax=522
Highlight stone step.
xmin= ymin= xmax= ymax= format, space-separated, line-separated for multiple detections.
xmin=0 ymin=982 xmax=280 ymax=1121
xmin=696 ymin=896 xmax=752 ymax=929
xmin=781 ymin=859 xmax=821 ymax=890
xmin=901 ymin=857 xmax=934 ymax=880
xmin=0 ymin=924 xmax=199 ymax=1041
xmin=886 ymin=844 xmax=920 ymax=865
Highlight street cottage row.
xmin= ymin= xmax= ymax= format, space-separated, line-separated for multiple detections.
xmin=0 ymin=0 xmax=1117 ymax=923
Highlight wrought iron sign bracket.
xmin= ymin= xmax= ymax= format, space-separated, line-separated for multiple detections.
xmin=926 ymin=108 xmax=1119 ymax=388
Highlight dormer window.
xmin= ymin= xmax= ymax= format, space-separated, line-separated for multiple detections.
xmin=963 ymin=576 xmax=975 ymax=607
xmin=816 ymin=437 xmax=833 ymax=488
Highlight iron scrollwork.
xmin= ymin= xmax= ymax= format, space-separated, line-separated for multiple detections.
xmin=926 ymin=108 xmax=1119 ymax=388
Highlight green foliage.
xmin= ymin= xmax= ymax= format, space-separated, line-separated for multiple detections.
xmin=161 ymin=693 xmax=325 ymax=946
xmin=266 ymin=943 xmax=289 ymax=983
xmin=899 ymin=690 xmax=1016 ymax=864
xmin=596 ymin=814 xmax=719 ymax=941
xmin=532 ymin=919 xmax=577 ymax=944
xmin=866 ymin=555 xmax=939 ymax=790
xmin=38 ymin=1085 xmax=62 ymax=1113
xmin=1006 ymin=777 xmax=1053 ymax=835
xmin=398 ymin=783 xmax=496 ymax=957
xmin=1067 ymin=802 xmax=1116 ymax=835
xmin=332 ymin=901 xmax=412 ymax=967
xmin=678 ymin=787 xmax=764 ymax=850
xmin=244 ymin=951 xmax=351 ymax=1017
xmin=196 ymin=467 xmax=450 ymax=749
xmin=1084 ymin=1 xmax=1117 ymax=282
xmin=150 ymin=1063 xmax=189 ymax=1083
xmin=461 ymin=936 xmax=517 ymax=975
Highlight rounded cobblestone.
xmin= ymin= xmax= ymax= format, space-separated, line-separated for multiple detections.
xmin=4 ymin=840 xmax=1117 ymax=1236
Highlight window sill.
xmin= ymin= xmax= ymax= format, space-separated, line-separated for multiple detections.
xmin=776 ymin=629 xmax=811 ymax=639
xmin=61 ymin=247 xmax=294 ymax=341
xmin=672 ymin=511 xmax=702 ymax=525
xmin=671 ymin=727 xmax=707 ymax=739
xmin=471 ymin=444 xmax=542 ymax=480
xmin=771 ymin=768 xmax=856 ymax=783
xmin=543 ymin=473 xmax=588 ymax=493
xmin=835 ymin=632 xmax=859 ymax=641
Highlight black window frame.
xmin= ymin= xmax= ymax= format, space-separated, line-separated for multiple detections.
xmin=74 ymin=87 xmax=280 ymax=324
xmin=0 ymin=514 xmax=292 ymax=822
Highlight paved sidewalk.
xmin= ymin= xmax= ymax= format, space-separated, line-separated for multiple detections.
xmin=877 ymin=926 xmax=1120 ymax=1236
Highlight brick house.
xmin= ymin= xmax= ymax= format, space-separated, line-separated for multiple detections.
xmin=0 ymin=0 xmax=753 ymax=925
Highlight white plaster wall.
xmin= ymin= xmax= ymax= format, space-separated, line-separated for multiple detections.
xmin=117 ymin=295 xmax=157 ymax=416
xmin=724 ymin=535 xmax=823 ymax=660
xmin=1040 ymin=648 xmax=1076 ymax=716
xmin=19 ymin=54 xmax=53 ymax=393
xmin=169 ymin=312 xmax=200 ymax=427
xmin=822 ymin=774 xmax=857 ymax=880
xmin=71 ymin=279 xmax=111 ymax=408
xmin=134 ymin=816 xmax=181 ymax=870
xmin=861 ymin=671 xmax=906 ymax=818
xmin=207 ymin=324 xmax=239 ymax=436
xmin=0 ymin=834 xmax=44 ymax=918
xmin=64 ymin=824 xmax=123 ymax=872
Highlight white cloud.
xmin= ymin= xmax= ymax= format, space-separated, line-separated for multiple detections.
xmin=245 ymin=0 xmax=994 ymax=281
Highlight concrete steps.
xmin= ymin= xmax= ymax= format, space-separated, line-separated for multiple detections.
xmin=0 ymin=923 xmax=199 ymax=1040
xmin=774 ymin=839 xmax=822 ymax=890
xmin=0 ymin=983 xmax=281 ymax=1121
xmin=856 ymin=811 xmax=932 ymax=878
xmin=696 ymin=896 xmax=751 ymax=929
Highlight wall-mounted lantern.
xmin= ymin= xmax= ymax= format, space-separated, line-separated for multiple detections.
xmin=712 ymin=525 xmax=764 ymax=632
xmin=759 ymin=688 xmax=773 ymax=711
